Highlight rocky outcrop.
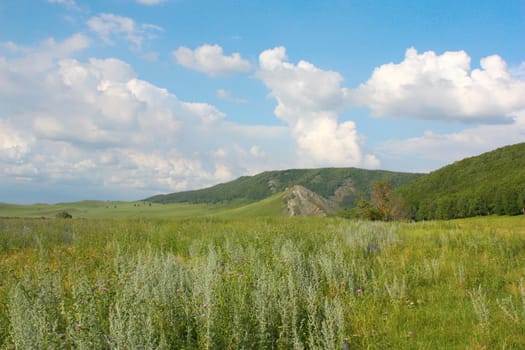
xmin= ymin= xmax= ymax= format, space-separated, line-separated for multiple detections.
xmin=285 ymin=185 xmax=338 ymax=217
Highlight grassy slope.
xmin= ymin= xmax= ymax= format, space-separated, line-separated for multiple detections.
xmin=214 ymin=191 xmax=288 ymax=218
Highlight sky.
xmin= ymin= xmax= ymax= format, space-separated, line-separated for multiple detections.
xmin=0 ymin=0 xmax=524 ymax=204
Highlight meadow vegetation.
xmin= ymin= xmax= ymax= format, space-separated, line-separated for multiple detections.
xmin=0 ymin=215 xmax=524 ymax=349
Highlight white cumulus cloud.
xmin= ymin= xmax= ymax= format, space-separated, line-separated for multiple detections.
xmin=355 ymin=48 xmax=525 ymax=123
xmin=0 ymin=36 xmax=293 ymax=201
xmin=257 ymin=46 xmax=379 ymax=168
xmin=173 ymin=44 xmax=252 ymax=77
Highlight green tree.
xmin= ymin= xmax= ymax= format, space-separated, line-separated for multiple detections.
xmin=371 ymin=181 xmax=392 ymax=221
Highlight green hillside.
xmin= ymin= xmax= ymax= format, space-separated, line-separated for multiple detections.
xmin=214 ymin=191 xmax=288 ymax=218
xmin=398 ymin=142 xmax=525 ymax=220
xmin=146 ymin=167 xmax=422 ymax=209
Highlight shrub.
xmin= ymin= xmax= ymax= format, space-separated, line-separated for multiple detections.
xmin=55 ymin=211 xmax=72 ymax=219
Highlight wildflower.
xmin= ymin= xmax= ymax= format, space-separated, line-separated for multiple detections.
xmin=58 ymin=333 xmax=65 ymax=339
xmin=202 ymin=303 xmax=209 ymax=308
xmin=408 ymin=330 xmax=414 ymax=337
xmin=75 ymin=324 xmax=83 ymax=330
xmin=100 ymin=287 xmax=109 ymax=292
xmin=356 ymin=288 xmax=363 ymax=295
xmin=371 ymin=329 xmax=378 ymax=334
xmin=340 ymin=281 xmax=347 ymax=287
xmin=117 ymin=280 xmax=124 ymax=285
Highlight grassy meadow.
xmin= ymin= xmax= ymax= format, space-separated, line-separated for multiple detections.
xmin=0 ymin=197 xmax=288 ymax=220
xmin=0 ymin=215 xmax=524 ymax=348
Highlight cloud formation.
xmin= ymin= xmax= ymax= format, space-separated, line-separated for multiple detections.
xmin=87 ymin=13 xmax=163 ymax=49
xmin=0 ymin=35 xmax=292 ymax=201
xmin=173 ymin=44 xmax=252 ymax=77
xmin=257 ymin=46 xmax=379 ymax=168
xmin=355 ymin=48 xmax=525 ymax=123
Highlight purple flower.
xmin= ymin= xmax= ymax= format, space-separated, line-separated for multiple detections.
xmin=202 ymin=303 xmax=209 ymax=308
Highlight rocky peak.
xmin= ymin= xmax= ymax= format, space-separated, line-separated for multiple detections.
xmin=285 ymin=185 xmax=338 ymax=217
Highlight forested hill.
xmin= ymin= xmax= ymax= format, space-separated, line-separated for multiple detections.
xmin=397 ymin=142 xmax=525 ymax=220
xmin=147 ymin=168 xmax=421 ymax=208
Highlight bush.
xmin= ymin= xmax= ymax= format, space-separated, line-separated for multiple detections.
xmin=55 ymin=211 xmax=72 ymax=219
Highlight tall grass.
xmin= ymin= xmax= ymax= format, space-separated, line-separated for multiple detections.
xmin=0 ymin=216 xmax=524 ymax=348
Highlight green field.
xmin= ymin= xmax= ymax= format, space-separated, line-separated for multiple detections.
xmin=0 ymin=215 xmax=524 ymax=349
xmin=0 ymin=197 xmax=288 ymax=219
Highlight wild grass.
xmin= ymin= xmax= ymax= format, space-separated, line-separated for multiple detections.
xmin=0 ymin=216 xmax=524 ymax=348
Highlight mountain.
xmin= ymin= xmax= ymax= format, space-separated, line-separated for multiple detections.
xmin=397 ymin=142 xmax=525 ymax=220
xmin=146 ymin=168 xmax=422 ymax=212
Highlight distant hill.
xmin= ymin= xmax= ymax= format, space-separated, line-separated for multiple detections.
xmin=146 ymin=168 xmax=422 ymax=213
xmin=397 ymin=143 xmax=525 ymax=220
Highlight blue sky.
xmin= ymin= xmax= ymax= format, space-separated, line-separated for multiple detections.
xmin=0 ymin=0 xmax=524 ymax=203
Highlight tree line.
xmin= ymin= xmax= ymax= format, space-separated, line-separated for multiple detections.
xmin=343 ymin=181 xmax=524 ymax=221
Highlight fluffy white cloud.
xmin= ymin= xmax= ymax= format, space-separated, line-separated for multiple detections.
xmin=355 ymin=48 xmax=525 ymax=123
xmin=87 ymin=13 xmax=163 ymax=49
xmin=1 ymin=33 xmax=90 ymax=73
xmin=173 ymin=44 xmax=252 ymax=77
xmin=257 ymin=46 xmax=379 ymax=168
xmin=0 ymin=121 xmax=30 ymax=163
xmin=0 ymin=36 xmax=293 ymax=201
